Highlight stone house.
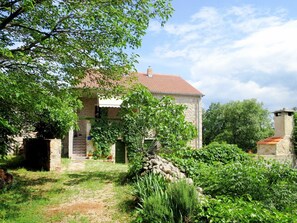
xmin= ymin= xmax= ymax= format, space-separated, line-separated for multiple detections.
xmin=63 ymin=68 xmax=204 ymax=162
xmin=257 ymin=108 xmax=295 ymax=165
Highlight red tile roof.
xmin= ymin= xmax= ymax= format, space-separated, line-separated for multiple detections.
xmin=136 ymin=73 xmax=203 ymax=96
xmin=257 ymin=136 xmax=283 ymax=145
xmin=77 ymin=71 xmax=203 ymax=96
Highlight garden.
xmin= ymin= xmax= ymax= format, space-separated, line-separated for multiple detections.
xmin=2 ymin=141 xmax=297 ymax=223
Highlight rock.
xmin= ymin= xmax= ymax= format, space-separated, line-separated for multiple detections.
xmin=140 ymin=154 xmax=196 ymax=187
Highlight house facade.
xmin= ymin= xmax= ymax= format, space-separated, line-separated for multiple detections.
xmin=63 ymin=68 xmax=204 ymax=161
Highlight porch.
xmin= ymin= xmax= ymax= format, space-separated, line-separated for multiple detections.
xmin=63 ymin=97 xmax=128 ymax=163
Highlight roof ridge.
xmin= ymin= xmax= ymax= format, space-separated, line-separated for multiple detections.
xmin=137 ymin=72 xmax=181 ymax=77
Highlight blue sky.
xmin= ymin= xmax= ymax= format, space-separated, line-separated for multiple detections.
xmin=135 ymin=0 xmax=297 ymax=111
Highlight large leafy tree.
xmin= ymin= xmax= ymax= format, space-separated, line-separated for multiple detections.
xmin=203 ymin=99 xmax=273 ymax=152
xmin=120 ymin=86 xmax=197 ymax=158
xmin=0 ymin=0 xmax=173 ymax=155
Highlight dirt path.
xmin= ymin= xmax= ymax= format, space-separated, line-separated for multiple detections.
xmin=46 ymin=160 xmax=131 ymax=223
xmin=47 ymin=182 xmax=117 ymax=223
xmin=65 ymin=159 xmax=86 ymax=172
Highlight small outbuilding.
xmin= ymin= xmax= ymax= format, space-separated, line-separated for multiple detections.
xmin=257 ymin=108 xmax=295 ymax=165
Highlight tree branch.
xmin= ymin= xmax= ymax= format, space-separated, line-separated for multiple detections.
xmin=0 ymin=0 xmax=19 ymax=8
xmin=0 ymin=0 xmax=44 ymax=30
xmin=0 ymin=6 xmax=24 ymax=30
xmin=10 ymin=14 xmax=73 ymax=53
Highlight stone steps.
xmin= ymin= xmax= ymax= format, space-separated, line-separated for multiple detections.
xmin=73 ymin=136 xmax=86 ymax=157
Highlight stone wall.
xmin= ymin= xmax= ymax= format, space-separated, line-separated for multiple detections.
xmin=24 ymin=138 xmax=61 ymax=171
xmin=78 ymin=98 xmax=97 ymax=118
xmin=141 ymin=154 xmax=194 ymax=184
xmin=49 ymin=139 xmax=62 ymax=171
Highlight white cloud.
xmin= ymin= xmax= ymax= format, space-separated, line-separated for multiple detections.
xmin=149 ymin=5 xmax=297 ymax=110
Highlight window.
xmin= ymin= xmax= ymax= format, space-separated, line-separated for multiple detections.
xmin=95 ymin=106 xmax=108 ymax=119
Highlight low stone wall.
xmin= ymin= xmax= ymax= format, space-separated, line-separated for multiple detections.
xmin=141 ymin=154 xmax=194 ymax=185
xmin=23 ymin=138 xmax=61 ymax=171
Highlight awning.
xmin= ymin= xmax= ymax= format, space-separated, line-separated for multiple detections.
xmin=98 ymin=98 xmax=123 ymax=108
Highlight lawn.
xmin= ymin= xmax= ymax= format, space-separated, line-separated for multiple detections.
xmin=0 ymin=158 xmax=134 ymax=223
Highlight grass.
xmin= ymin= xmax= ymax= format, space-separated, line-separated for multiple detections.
xmin=0 ymin=157 xmax=134 ymax=223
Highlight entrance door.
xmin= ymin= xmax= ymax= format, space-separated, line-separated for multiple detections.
xmin=115 ymin=140 xmax=126 ymax=163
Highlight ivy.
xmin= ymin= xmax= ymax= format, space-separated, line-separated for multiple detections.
xmin=89 ymin=86 xmax=197 ymax=160
xmin=89 ymin=118 xmax=121 ymax=159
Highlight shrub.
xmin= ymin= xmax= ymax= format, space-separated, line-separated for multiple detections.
xmin=134 ymin=176 xmax=201 ymax=223
xmin=133 ymin=173 xmax=168 ymax=205
xmin=196 ymin=196 xmax=296 ymax=223
xmin=126 ymin=154 xmax=145 ymax=181
xmin=167 ymin=142 xmax=252 ymax=165
xmin=139 ymin=191 xmax=173 ymax=223
xmin=167 ymin=180 xmax=201 ymax=223
xmin=162 ymin=142 xmax=252 ymax=179
xmin=188 ymin=159 xmax=297 ymax=212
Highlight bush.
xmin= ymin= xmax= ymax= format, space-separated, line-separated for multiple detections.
xmin=162 ymin=142 xmax=252 ymax=179
xmin=196 ymin=196 xmax=296 ymax=223
xmin=133 ymin=173 xmax=168 ymax=205
xmin=163 ymin=142 xmax=297 ymax=214
xmin=167 ymin=142 xmax=252 ymax=165
xmin=188 ymin=160 xmax=297 ymax=212
xmin=167 ymin=180 xmax=201 ymax=223
xmin=126 ymin=154 xmax=145 ymax=181
xmin=139 ymin=191 xmax=173 ymax=223
xmin=134 ymin=175 xmax=201 ymax=223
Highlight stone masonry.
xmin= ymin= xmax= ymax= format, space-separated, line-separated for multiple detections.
xmin=141 ymin=154 xmax=194 ymax=184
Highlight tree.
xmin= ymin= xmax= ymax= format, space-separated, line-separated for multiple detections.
xmin=120 ymin=86 xmax=197 ymax=158
xmin=203 ymin=99 xmax=273 ymax=152
xmin=0 ymin=0 xmax=173 ymax=155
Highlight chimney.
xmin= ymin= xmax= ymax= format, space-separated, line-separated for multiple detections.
xmin=273 ymin=108 xmax=295 ymax=137
xmin=147 ymin=66 xmax=153 ymax=77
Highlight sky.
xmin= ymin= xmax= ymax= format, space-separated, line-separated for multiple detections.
xmin=135 ymin=0 xmax=297 ymax=112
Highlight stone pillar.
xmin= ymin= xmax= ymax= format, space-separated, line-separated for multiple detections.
xmin=68 ymin=127 xmax=74 ymax=159
xmin=86 ymin=120 xmax=95 ymax=155
xmin=49 ymin=139 xmax=62 ymax=171
xmin=111 ymin=144 xmax=116 ymax=162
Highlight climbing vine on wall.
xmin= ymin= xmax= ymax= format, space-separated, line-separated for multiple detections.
xmin=90 ymin=118 xmax=122 ymax=159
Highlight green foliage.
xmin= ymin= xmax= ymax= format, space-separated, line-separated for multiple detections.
xmin=126 ymin=154 xmax=146 ymax=181
xmin=162 ymin=142 xmax=252 ymax=178
xmin=163 ymin=142 xmax=297 ymax=219
xmin=133 ymin=173 xmax=168 ymax=204
xmin=182 ymin=160 xmax=297 ymax=212
xmin=166 ymin=180 xmax=200 ymax=223
xmin=166 ymin=142 xmax=252 ymax=165
xmin=0 ymin=0 xmax=173 ymax=156
xmin=121 ymin=86 xmax=158 ymax=156
xmin=34 ymin=91 xmax=82 ymax=139
xmin=0 ymin=73 xmax=81 ymax=154
xmin=134 ymin=175 xmax=201 ymax=223
xmin=203 ymin=99 xmax=273 ymax=151
xmin=121 ymin=86 xmax=197 ymax=158
xmin=1 ymin=0 xmax=173 ymax=80
xmin=138 ymin=191 xmax=173 ymax=223
xmin=90 ymin=118 xmax=121 ymax=159
xmin=196 ymin=196 xmax=296 ymax=223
